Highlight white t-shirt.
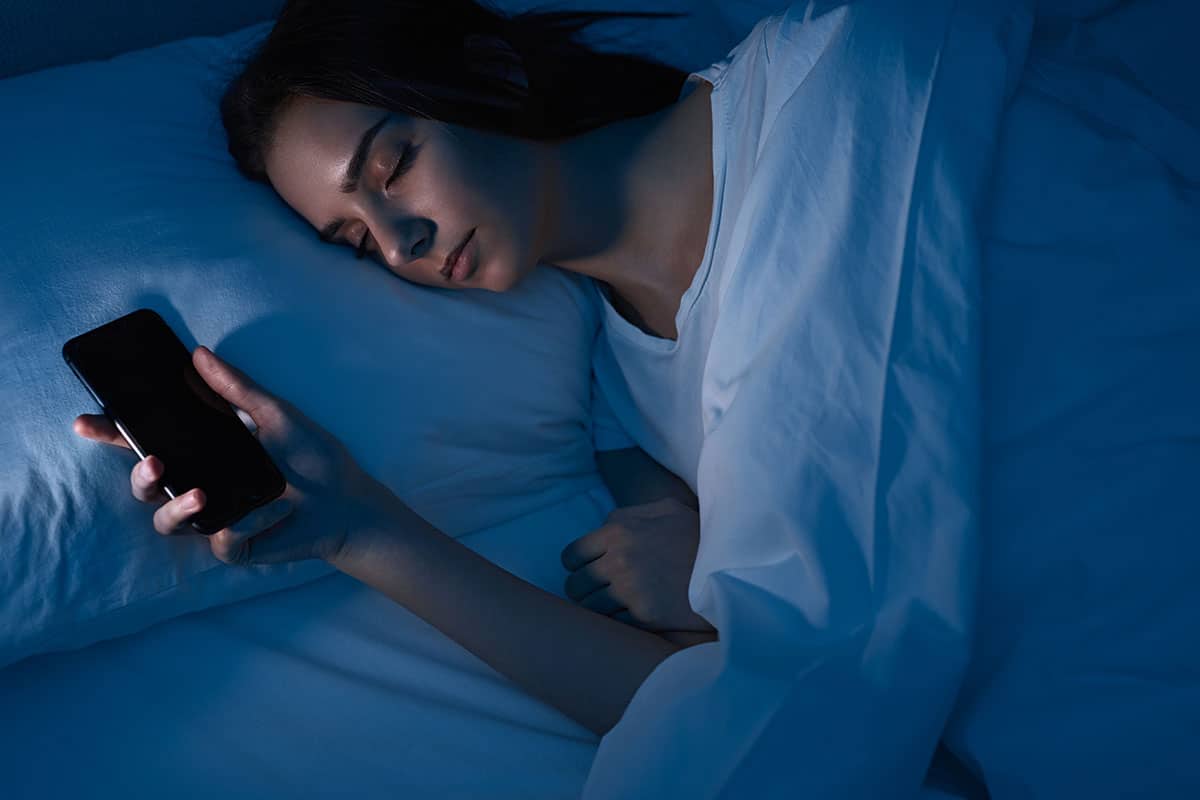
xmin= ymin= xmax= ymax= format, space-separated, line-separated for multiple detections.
xmin=587 ymin=65 xmax=725 ymax=491
xmin=589 ymin=10 xmax=821 ymax=491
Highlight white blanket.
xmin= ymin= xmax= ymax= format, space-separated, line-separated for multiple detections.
xmin=585 ymin=2 xmax=1033 ymax=797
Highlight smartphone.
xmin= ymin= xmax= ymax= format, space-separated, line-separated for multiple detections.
xmin=62 ymin=308 xmax=287 ymax=535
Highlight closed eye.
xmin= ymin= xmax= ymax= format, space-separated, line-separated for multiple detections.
xmin=354 ymin=144 xmax=419 ymax=260
xmin=385 ymin=143 xmax=418 ymax=190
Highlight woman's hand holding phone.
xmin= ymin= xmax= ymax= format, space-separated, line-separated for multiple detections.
xmin=73 ymin=346 xmax=400 ymax=566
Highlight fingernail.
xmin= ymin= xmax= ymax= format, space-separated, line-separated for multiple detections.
xmin=183 ymin=492 xmax=201 ymax=511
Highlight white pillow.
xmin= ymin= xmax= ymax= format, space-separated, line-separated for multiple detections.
xmin=0 ymin=25 xmax=612 ymax=669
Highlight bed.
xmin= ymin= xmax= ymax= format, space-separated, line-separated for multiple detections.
xmin=2 ymin=1 xmax=1197 ymax=798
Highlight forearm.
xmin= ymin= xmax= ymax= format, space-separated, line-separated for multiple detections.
xmin=597 ymin=447 xmax=698 ymax=510
xmin=332 ymin=495 xmax=681 ymax=736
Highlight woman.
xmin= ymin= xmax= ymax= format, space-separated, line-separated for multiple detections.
xmin=75 ymin=0 xmax=728 ymax=737
xmin=73 ymin=0 xmax=998 ymax=794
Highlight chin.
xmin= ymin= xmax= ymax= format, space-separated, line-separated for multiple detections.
xmin=478 ymin=260 xmax=525 ymax=293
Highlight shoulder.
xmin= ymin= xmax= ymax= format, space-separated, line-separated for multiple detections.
xmin=696 ymin=3 xmax=851 ymax=140
xmin=706 ymin=3 xmax=852 ymax=81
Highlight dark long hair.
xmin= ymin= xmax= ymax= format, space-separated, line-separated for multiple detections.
xmin=220 ymin=0 xmax=688 ymax=184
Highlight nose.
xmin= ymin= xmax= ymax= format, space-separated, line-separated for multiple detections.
xmin=378 ymin=217 xmax=435 ymax=267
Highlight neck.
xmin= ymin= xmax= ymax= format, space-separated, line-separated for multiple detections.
xmin=535 ymin=81 xmax=713 ymax=337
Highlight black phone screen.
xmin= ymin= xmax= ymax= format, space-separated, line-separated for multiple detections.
xmin=63 ymin=308 xmax=286 ymax=534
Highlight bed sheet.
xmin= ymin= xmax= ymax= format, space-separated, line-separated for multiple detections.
xmin=944 ymin=1 xmax=1200 ymax=795
xmin=0 ymin=484 xmax=982 ymax=800
xmin=0 ymin=489 xmax=612 ymax=800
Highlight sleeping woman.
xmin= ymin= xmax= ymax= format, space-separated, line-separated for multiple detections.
xmin=72 ymin=0 xmax=1000 ymax=791
xmin=74 ymin=0 xmax=728 ymax=736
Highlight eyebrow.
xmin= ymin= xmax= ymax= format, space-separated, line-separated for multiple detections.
xmin=317 ymin=113 xmax=390 ymax=244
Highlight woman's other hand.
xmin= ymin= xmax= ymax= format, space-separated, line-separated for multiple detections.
xmin=560 ymin=497 xmax=716 ymax=642
xmin=72 ymin=346 xmax=397 ymax=566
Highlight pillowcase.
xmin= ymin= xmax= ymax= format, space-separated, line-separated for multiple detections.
xmin=0 ymin=0 xmax=283 ymax=80
xmin=0 ymin=24 xmax=613 ymax=669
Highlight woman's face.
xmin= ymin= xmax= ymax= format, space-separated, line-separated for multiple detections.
xmin=265 ymin=96 xmax=547 ymax=291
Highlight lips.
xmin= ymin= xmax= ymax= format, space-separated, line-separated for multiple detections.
xmin=441 ymin=228 xmax=476 ymax=280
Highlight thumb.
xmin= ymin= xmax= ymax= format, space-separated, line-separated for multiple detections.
xmin=193 ymin=346 xmax=284 ymax=429
xmin=242 ymin=529 xmax=322 ymax=566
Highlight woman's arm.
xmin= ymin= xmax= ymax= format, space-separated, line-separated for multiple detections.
xmin=596 ymin=446 xmax=698 ymax=510
xmin=76 ymin=348 xmax=680 ymax=738
xmin=333 ymin=495 xmax=681 ymax=737
xmin=581 ymin=448 xmax=715 ymax=644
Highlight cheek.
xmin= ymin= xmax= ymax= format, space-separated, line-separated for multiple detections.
xmin=457 ymin=136 xmax=539 ymax=227
xmin=405 ymin=151 xmax=474 ymax=221
xmin=490 ymin=216 xmax=539 ymax=291
xmin=415 ymin=130 xmax=543 ymax=286
xmin=485 ymin=163 xmax=543 ymax=273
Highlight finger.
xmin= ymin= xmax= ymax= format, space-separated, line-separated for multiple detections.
xmin=210 ymin=497 xmax=294 ymax=565
xmin=564 ymin=561 xmax=609 ymax=601
xmin=560 ymin=526 xmax=610 ymax=571
xmin=578 ymin=586 xmax=625 ymax=617
xmin=72 ymin=414 xmax=132 ymax=449
xmin=626 ymin=496 xmax=690 ymax=518
xmin=660 ymin=629 xmax=719 ymax=647
xmin=192 ymin=346 xmax=284 ymax=430
xmin=612 ymin=609 xmax=646 ymax=629
xmin=152 ymin=488 xmax=207 ymax=536
xmin=234 ymin=407 xmax=260 ymax=438
xmin=130 ymin=455 xmax=169 ymax=504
